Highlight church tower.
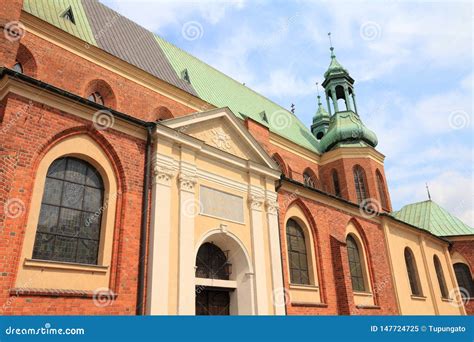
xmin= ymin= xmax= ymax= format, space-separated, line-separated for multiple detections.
xmin=318 ymin=39 xmax=378 ymax=152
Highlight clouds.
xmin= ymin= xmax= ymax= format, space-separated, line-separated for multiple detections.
xmin=99 ymin=0 xmax=473 ymax=226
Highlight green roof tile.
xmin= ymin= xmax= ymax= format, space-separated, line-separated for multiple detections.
xmin=23 ymin=0 xmax=97 ymax=46
xmin=392 ymin=200 xmax=474 ymax=237
xmin=154 ymin=35 xmax=321 ymax=153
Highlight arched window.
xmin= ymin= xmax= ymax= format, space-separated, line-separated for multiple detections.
xmin=286 ymin=219 xmax=309 ymax=285
xmin=454 ymin=263 xmax=474 ymax=298
xmin=376 ymin=171 xmax=389 ymax=210
xmin=195 ymin=242 xmax=231 ymax=280
xmin=13 ymin=61 xmax=23 ymax=73
xmin=88 ymin=92 xmax=104 ymax=106
xmin=303 ymin=170 xmax=316 ymax=188
xmin=32 ymin=157 xmax=104 ymax=265
xmin=271 ymin=153 xmax=286 ymax=177
xmin=404 ymin=248 xmax=423 ymax=296
xmin=433 ymin=255 xmax=448 ymax=299
xmin=346 ymin=235 xmax=366 ymax=291
xmin=332 ymin=170 xmax=341 ymax=197
xmin=153 ymin=106 xmax=174 ymax=121
xmin=353 ymin=165 xmax=368 ymax=204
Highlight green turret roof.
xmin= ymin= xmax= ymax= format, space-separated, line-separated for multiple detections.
xmin=324 ymin=48 xmax=348 ymax=79
xmin=312 ymin=95 xmax=330 ymax=124
xmin=319 ymin=111 xmax=378 ymax=152
xmin=392 ymin=200 xmax=474 ymax=237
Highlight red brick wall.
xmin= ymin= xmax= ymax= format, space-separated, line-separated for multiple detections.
xmin=0 ymin=93 xmax=145 ymax=315
xmin=450 ymin=240 xmax=474 ymax=315
xmin=0 ymin=0 xmax=23 ymax=68
xmin=5 ymin=31 xmax=195 ymax=121
xmin=278 ymin=189 xmax=399 ymax=315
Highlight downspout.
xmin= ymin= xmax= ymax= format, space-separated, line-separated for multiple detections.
xmin=136 ymin=123 xmax=154 ymax=315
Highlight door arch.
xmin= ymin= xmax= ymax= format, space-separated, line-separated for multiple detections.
xmin=195 ymin=230 xmax=254 ymax=315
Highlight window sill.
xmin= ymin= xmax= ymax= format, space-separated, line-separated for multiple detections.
xmin=24 ymin=258 xmax=109 ymax=274
xmin=356 ymin=304 xmax=381 ymax=310
xmin=291 ymin=301 xmax=327 ymax=308
xmin=289 ymin=284 xmax=319 ymax=291
xmin=9 ymin=287 xmax=116 ymax=299
xmin=441 ymin=297 xmax=452 ymax=303
xmin=353 ymin=291 xmax=373 ymax=297
xmin=410 ymin=295 xmax=427 ymax=301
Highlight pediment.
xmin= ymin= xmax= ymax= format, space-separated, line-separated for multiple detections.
xmin=162 ymin=108 xmax=278 ymax=170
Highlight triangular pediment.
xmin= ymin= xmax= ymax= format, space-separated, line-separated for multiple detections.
xmin=162 ymin=107 xmax=279 ymax=170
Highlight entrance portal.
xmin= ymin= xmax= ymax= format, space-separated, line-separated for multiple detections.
xmin=196 ymin=289 xmax=230 ymax=315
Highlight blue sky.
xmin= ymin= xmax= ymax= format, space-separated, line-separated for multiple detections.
xmin=102 ymin=0 xmax=473 ymax=225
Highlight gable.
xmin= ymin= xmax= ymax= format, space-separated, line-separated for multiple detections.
xmin=162 ymin=108 xmax=279 ymax=170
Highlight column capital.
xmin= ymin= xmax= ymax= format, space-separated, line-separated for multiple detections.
xmin=265 ymin=199 xmax=279 ymax=215
xmin=153 ymin=165 xmax=176 ymax=186
xmin=178 ymin=172 xmax=197 ymax=192
xmin=249 ymin=194 xmax=265 ymax=211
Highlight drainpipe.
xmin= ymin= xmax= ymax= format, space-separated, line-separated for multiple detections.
xmin=136 ymin=123 xmax=154 ymax=315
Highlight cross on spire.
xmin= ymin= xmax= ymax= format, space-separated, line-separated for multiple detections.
xmin=316 ymin=82 xmax=322 ymax=105
xmin=328 ymin=32 xmax=335 ymax=57
xmin=425 ymin=183 xmax=432 ymax=201
xmin=290 ymin=103 xmax=295 ymax=114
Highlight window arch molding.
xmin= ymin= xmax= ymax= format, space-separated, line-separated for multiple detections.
xmin=345 ymin=221 xmax=373 ymax=294
xmin=283 ymin=202 xmax=321 ymax=288
xmin=303 ymin=168 xmax=318 ymax=189
xmin=376 ymin=169 xmax=389 ymax=210
xmin=353 ymin=165 xmax=369 ymax=204
xmin=433 ymin=254 xmax=449 ymax=299
xmin=271 ymin=153 xmax=288 ymax=177
xmin=14 ymin=43 xmax=37 ymax=77
xmin=16 ymin=133 xmax=120 ymax=291
xmin=404 ymin=247 xmax=423 ymax=296
xmin=84 ymin=79 xmax=117 ymax=108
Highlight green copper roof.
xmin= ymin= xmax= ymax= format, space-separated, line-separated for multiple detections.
xmin=324 ymin=48 xmax=348 ymax=79
xmin=23 ymin=0 xmax=97 ymax=46
xmin=319 ymin=111 xmax=378 ymax=152
xmin=155 ymin=35 xmax=320 ymax=153
xmin=23 ymin=0 xmax=321 ymax=153
xmin=392 ymin=200 xmax=474 ymax=237
xmin=312 ymin=96 xmax=330 ymax=124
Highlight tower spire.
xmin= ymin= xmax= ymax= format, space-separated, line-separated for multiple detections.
xmin=425 ymin=183 xmax=432 ymax=201
xmin=328 ymin=32 xmax=335 ymax=58
xmin=316 ymin=82 xmax=322 ymax=106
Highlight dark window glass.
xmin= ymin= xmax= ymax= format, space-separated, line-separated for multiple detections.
xmin=454 ymin=263 xmax=474 ymax=298
xmin=332 ymin=170 xmax=341 ymax=197
xmin=196 ymin=243 xmax=231 ymax=280
xmin=347 ymin=235 xmax=366 ymax=292
xmin=433 ymin=255 xmax=449 ymax=299
xmin=303 ymin=172 xmax=315 ymax=188
xmin=13 ymin=62 xmax=23 ymax=73
xmin=353 ymin=166 xmax=368 ymax=204
xmin=404 ymin=248 xmax=423 ymax=296
xmin=286 ymin=219 xmax=309 ymax=285
xmin=376 ymin=172 xmax=389 ymax=209
xmin=88 ymin=92 xmax=104 ymax=105
xmin=32 ymin=157 xmax=104 ymax=265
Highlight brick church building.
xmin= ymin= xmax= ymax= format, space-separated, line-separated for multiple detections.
xmin=0 ymin=0 xmax=473 ymax=315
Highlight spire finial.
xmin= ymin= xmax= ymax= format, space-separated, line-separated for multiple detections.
xmin=316 ymin=82 xmax=322 ymax=105
xmin=328 ymin=32 xmax=335 ymax=58
xmin=425 ymin=183 xmax=432 ymax=201
xmin=290 ymin=103 xmax=295 ymax=114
